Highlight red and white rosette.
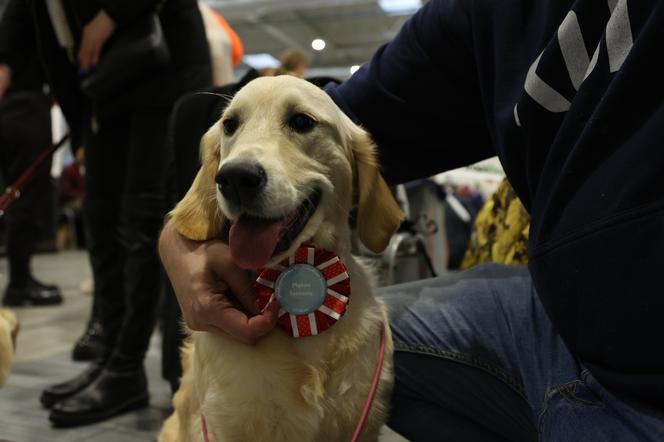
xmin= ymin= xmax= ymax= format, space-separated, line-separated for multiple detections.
xmin=255 ymin=245 xmax=350 ymax=338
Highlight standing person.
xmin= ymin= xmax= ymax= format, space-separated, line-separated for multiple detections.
xmin=276 ymin=48 xmax=309 ymax=78
xmin=198 ymin=1 xmax=244 ymax=87
xmin=158 ymin=0 xmax=664 ymax=440
xmin=0 ymin=56 xmax=62 ymax=307
xmin=0 ymin=0 xmax=212 ymax=426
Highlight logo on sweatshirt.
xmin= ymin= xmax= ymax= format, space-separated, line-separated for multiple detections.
xmin=514 ymin=0 xmax=634 ymax=126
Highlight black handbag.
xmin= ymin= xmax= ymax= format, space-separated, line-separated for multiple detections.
xmin=80 ymin=13 xmax=170 ymax=101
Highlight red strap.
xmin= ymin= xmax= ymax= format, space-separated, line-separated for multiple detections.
xmin=200 ymin=326 xmax=386 ymax=442
xmin=351 ymin=326 xmax=386 ymax=442
xmin=201 ymin=413 xmax=210 ymax=442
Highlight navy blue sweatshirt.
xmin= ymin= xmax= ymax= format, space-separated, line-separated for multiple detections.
xmin=327 ymin=0 xmax=664 ymax=408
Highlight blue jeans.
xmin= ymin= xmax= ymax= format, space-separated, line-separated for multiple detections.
xmin=380 ymin=264 xmax=664 ymax=441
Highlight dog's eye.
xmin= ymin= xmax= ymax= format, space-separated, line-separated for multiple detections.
xmin=222 ymin=118 xmax=239 ymax=136
xmin=288 ymin=113 xmax=316 ymax=133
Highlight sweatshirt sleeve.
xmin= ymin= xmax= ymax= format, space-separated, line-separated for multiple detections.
xmin=326 ymin=0 xmax=494 ymax=185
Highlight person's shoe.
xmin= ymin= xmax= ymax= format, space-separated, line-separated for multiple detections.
xmin=2 ymin=279 xmax=63 ymax=307
xmin=49 ymin=367 xmax=149 ymax=427
xmin=40 ymin=361 xmax=104 ymax=408
xmin=72 ymin=320 xmax=107 ymax=362
xmin=27 ymin=276 xmax=59 ymax=292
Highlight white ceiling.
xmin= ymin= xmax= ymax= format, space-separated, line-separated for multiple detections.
xmin=205 ymin=0 xmax=420 ymax=77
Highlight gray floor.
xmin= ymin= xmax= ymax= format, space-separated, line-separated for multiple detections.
xmin=0 ymin=250 xmax=408 ymax=442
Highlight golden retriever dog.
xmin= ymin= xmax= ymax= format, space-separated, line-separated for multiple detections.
xmin=0 ymin=308 xmax=19 ymax=388
xmin=160 ymin=75 xmax=404 ymax=442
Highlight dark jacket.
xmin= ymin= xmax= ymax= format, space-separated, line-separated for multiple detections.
xmin=327 ymin=0 xmax=664 ymax=408
xmin=0 ymin=0 xmax=211 ymax=145
xmin=0 ymin=0 xmax=84 ymax=146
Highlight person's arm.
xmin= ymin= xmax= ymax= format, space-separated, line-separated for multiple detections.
xmin=326 ymin=0 xmax=494 ymax=185
xmin=0 ymin=0 xmax=35 ymax=100
xmin=77 ymin=10 xmax=115 ymax=72
xmin=96 ymin=0 xmax=162 ymax=28
xmin=158 ymin=218 xmax=280 ymax=344
xmin=78 ymin=0 xmax=167 ymax=72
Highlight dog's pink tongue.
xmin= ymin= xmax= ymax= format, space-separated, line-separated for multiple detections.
xmin=229 ymin=216 xmax=286 ymax=269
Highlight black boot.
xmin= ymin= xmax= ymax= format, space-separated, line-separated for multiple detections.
xmin=27 ymin=276 xmax=59 ymax=292
xmin=40 ymin=360 xmax=104 ymax=408
xmin=48 ymin=365 xmax=149 ymax=427
xmin=3 ymin=277 xmax=63 ymax=307
xmin=72 ymin=319 xmax=107 ymax=362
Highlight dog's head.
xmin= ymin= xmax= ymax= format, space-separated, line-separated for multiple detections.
xmin=173 ymin=75 xmax=403 ymax=269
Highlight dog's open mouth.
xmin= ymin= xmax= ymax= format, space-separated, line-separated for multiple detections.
xmin=228 ymin=189 xmax=322 ymax=269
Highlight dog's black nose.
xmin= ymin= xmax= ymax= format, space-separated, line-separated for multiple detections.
xmin=215 ymin=161 xmax=267 ymax=206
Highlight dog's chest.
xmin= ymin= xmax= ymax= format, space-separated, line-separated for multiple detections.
xmin=193 ymin=256 xmax=384 ymax=441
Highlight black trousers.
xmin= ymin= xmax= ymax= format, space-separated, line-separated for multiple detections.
xmin=0 ymin=91 xmax=54 ymax=288
xmin=84 ymin=108 xmax=172 ymax=364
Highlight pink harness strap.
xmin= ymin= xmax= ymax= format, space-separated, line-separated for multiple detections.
xmin=351 ymin=326 xmax=387 ymax=442
xmin=201 ymin=413 xmax=210 ymax=442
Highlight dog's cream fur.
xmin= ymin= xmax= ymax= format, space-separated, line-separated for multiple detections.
xmin=160 ymin=76 xmax=403 ymax=442
xmin=0 ymin=308 xmax=19 ymax=388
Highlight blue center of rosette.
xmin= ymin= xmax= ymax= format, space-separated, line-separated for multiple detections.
xmin=274 ymin=264 xmax=327 ymax=315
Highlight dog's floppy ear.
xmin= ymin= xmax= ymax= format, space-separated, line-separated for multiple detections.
xmin=351 ymin=128 xmax=404 ymax=253
xmin=172 ymin=124 xmax=226 ymax=241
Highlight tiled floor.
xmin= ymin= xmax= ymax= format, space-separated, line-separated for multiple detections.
xmin=0 ymin=250 xmax=408 ymax=441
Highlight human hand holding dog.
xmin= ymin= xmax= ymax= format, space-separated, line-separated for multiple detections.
xmin=159 ymin=219 xmax=280 ymax=344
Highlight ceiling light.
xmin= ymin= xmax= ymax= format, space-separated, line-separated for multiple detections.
xmin=242 ymin=53 xmax=280 ymax=69
xmin=378 ymin=0 xmax=421 ymax=15
xmin=311 ymin=39 xmax=326 ymax=51
xmin=350 ymin=65 xmax=360 ymax=75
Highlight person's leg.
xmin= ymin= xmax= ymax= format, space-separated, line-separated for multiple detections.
xmin=161 ymin=282 xmax=186 ymax=394
xmin=71 ymin=299 xmax=106 ymax=362
xmin=381 ymin=264 xmax=664 ymax=442
xmin=381 ymin=265 xmax=538 ymax=441
xmin=0 ymin=91 xmax=61 ymax=306
xmin=41 ymin=116 xmax=129 ymax=409
xmin=108 ymin=107 xmax=171 ymax=370
xmin=4 ymin=162 xmax=55 ymax=290
xmin=82 ymin=117 xmax=130 ymax=349
xmin=48 ymin=108 xmax=172 ymax=427
xmin=391 ymin=354 xmax=532 ymax=442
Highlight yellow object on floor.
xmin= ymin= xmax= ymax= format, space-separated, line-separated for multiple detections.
xmin=461 ymin=178 xmax=530 ymax=269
